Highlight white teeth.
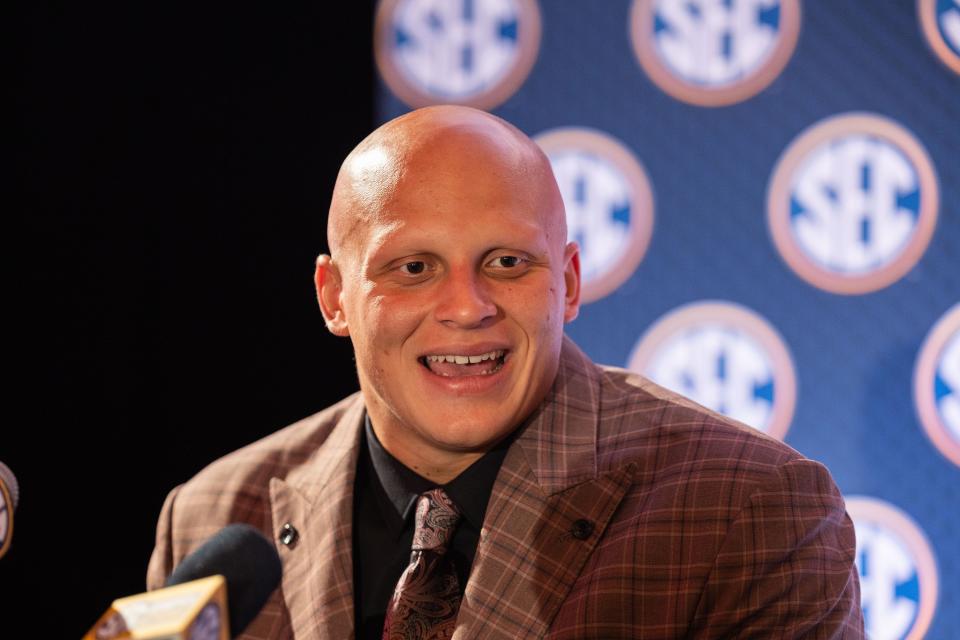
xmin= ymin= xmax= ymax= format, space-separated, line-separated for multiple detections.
xmin=426 ymin=350 xmax=504 ymax=364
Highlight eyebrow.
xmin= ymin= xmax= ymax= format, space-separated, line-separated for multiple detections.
xmin=361 ymin=215 xmax=553 ymax=263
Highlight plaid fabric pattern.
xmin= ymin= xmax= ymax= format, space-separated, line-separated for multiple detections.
xmin=147 ymin=336 xmax=864 ymax=639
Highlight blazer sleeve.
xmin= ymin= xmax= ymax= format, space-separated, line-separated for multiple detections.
xmin=146 ymin=484 xmax=183 ymax=591
xmin=689 ymin=458 xmax=864 ymax=639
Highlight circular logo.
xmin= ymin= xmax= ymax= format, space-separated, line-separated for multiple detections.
xmin=629 ymin=0 xmax=801 ymax=106
xmin=846 ymin=496 xmax=939 ymax=640
xmin=914 ymin=304 xmax=960 ymax=467
xmin=534 ymin=128 xmax=655 ymax=303
xmin=190 ymin=603 xmax=222 ymax=640
xmin=918 ymin=0 xmax=960 ymax=75
xmin=374 ymin=0 xmax=542 ymax=110
xmin=628 ymin=301 xmax=796 ymax=439
xmin=95 ymin=611 xmax=129 ymax=640
xmin=0 ymin=461 xmax=14 ymax=560
xmin=767 ymin=113 xmax=939 ymax=295
xmin=0 ymin=481 xmax=10 ymax=560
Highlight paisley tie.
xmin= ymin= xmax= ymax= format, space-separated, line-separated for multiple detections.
xmin=382 ymin=488 xmax=463 ymax=640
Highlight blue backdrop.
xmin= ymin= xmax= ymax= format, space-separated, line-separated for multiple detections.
xmin=374 ymin=1 xmax=959 ymax=637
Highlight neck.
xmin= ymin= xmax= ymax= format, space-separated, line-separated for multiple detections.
xmin=369 ymin=425 xmax=485 ymax=484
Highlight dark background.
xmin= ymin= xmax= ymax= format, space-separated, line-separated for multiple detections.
xmin=10 ymin=2 xmax=372 ymax=635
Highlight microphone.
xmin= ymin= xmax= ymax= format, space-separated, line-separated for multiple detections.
xmin=0 ymin=460 xmax=17 ymax=560
xmin=84 ymin=524 xmax=282 ymax=640
xmin=166 ymin=523 xmax=283 ymax=635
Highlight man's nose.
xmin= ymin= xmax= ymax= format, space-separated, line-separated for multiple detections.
xmin=434 ymin=267 xmax=498 ymax=328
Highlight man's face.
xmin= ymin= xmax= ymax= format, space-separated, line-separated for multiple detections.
xmin=320 ymin=120 xmax=579 ymax=476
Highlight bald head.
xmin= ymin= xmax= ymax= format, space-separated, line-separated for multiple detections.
xmin=314 ymin=106 xmax=580 ymax=481
xmin=327 ymin=106 xmax=565 ymax=266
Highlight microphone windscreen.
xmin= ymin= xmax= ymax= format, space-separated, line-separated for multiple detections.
xmin=166 ymin=523 xmax=282 ymax=638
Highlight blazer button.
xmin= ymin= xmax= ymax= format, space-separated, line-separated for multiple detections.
xmin=279 ymin=523 xmax=299 ymax=548
xmin=571 ymin=519 xmax=594 ymax=540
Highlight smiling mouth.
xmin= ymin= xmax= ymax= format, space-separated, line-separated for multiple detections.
xmin=418 ymin=350 xmax=507 ymax=377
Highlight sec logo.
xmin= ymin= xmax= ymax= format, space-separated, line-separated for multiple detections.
xmin=627 ymin=301 xmax=796 ymax=439
xmin=534 ymin=128 xmax=655 ymax=303
xmin=846 ymin=496 xmax=939 ymax=640
xmin=918 ymin=0 xmax=960 ymax=75
xmin=374 ymin=0 xmax=542 ymax=110
xmin=914 ymin=304 xmax=960 ymax=468
xmin=767 ymin=113 xmax=939 ymax=295
xmin=629 ymin=0 xmax=801 ymax=106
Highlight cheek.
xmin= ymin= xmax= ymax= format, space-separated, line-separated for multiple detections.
xmin=364 ymin=293 xmax=427 ymax=350
xmin=508 ymin=288 xmax=560 ymax=339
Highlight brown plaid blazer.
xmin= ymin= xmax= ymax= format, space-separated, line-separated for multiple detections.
xmin=147 ymin=336 xmax=864 ymax=639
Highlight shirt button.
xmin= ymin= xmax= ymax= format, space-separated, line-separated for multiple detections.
xmin=279 ymin=522 xmax=299 ymax=547
xmin=571 ymin=519 xmax=594 ymax=540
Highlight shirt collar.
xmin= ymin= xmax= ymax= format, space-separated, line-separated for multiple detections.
xmin=363 ymin=415 xmax=512 ymax=531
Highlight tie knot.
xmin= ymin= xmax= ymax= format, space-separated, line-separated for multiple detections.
xmin=412 ymin=488 xmax=461 ymax=553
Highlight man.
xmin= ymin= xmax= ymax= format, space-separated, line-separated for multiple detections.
xmin=147 ymin=106 xmax=864 ymax=639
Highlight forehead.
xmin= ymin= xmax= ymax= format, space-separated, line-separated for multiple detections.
xmin=362 ymin=174 xmax=553 ymax=263
xmin=343 ymin=126 xmax=563 ymax=259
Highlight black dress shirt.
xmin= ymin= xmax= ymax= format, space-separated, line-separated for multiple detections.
xmin=352 ymin=416 xmax=512 ymax=639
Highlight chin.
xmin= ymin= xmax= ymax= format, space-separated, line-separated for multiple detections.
xmin=422 ymin=415 xmax=517 ymax=452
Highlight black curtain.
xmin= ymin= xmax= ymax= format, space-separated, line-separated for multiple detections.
xmin=9 ymin=2 xmax=374 ymax=634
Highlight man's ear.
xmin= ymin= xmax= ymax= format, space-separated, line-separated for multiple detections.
xmin=314 ymin=254 xmax=350 ymax=336
xmin=562 ymin=241 xmax=581 ymax=323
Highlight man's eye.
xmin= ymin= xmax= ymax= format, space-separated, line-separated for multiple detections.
xmin=399 ymin=261 xmax=426 ymax=275
xmin=490 ymin=255 xmax=524 ymax=268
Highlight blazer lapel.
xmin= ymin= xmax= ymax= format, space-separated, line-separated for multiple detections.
xmin=269 ymin=396 xmax=365 ymax=640
xmin=455 ymin=338 xmax=634 ymax=639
